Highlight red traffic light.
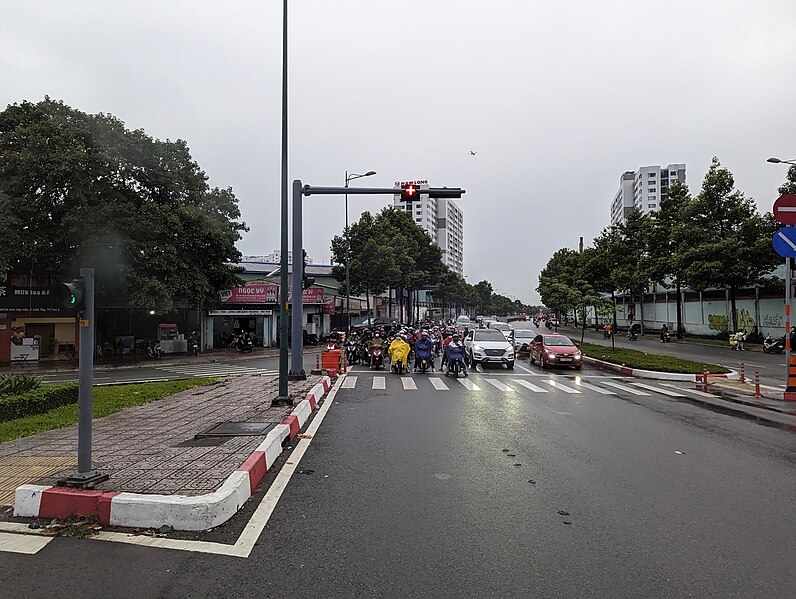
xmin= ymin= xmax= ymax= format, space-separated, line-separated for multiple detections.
xmin=401 ymin=184 xmax=419 ymax=201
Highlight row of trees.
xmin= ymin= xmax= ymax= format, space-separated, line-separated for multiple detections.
xmin=0 ymin=98 xmax=247 ymax=312
xmin=538 ymin=158 xmax=784 ymax=335
xmin=330 ymin=206 xmax=534 ymax=321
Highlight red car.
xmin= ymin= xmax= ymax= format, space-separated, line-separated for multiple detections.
xmin=529 ymin=334 xmax=583 ymax=370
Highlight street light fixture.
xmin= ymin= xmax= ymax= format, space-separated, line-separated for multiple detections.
xmin=344 ymin=170 xmax=377 ymax=332
xmin=768 ymin=157 xmax=796 ymax=166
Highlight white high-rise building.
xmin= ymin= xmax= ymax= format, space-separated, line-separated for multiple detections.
xmin=393 ymin=183 xmax=464 ymax=275
xmin=610 ymin=163 xmax=686 ymax=226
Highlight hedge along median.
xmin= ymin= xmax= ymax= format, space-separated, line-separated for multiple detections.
xmin=577 ymin=341 xmax=731 ymax=375
xmin=0 ymin=378 xmax=217 ymax=443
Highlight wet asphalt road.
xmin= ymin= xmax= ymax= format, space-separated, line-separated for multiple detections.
xmin=1 ymin=363 xmax=794 ymax=598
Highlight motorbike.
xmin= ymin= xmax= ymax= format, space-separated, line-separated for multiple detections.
xmin=303 ymin=330 xmax=319 ymax=345
xmin=433 ymin=338 xmax=442 ymax=356
xmin=627 ymin=330 xmax=638 ymax=341
xmin=389 ymin=341 xmax=411 ymax=375
xmin=414 ymin=344 xmax=434 ymax=373
xmin=369 ymin=347 xmax=384 ymax=370
xmin=345 ymin=340 xmax=359 ymax=365
xmin=762 ymin=335 xmax=785 ymax=354
xmin=444 ymin=345 xmax=467 ymax=378
xmin=189 ymin=336 xmax=200 ymax=356
xmin=660 ymin=331 xmax=672 ymax=343
xmin=234 ymin=335 xmax=254 ymax=353
xmin=603 ymin=329 xmax=612 ymax=339
xmin=326 ymin=338 xmax=340 ymax=351
xmin=147 ymin=340 xmax=162 ymax=359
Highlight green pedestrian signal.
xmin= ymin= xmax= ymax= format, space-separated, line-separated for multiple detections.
xmin=52 ymin=278 xmax=86 ymax=311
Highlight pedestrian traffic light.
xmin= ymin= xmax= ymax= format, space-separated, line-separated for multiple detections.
xmin=52 ymin=278 xmax=85 ymax=311
xmin=302 ymin=249 xmax=315 ymax=290
xmin=401 ymin=184 xmax=419 ymax=202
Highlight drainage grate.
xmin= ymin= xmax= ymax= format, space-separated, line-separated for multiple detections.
xmin=174 ymin=437 xmax=230 ymax=447
xmin=195 ymin=421 xmax=277 ymax=439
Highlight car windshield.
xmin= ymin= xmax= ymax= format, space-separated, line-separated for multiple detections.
xmin=492 ymin=323 xmax=510 ymax=331
xmin=544 ymin=336 xmax=574 ymax=346
xmin=474 ymin=330 xmax=508 ymax=342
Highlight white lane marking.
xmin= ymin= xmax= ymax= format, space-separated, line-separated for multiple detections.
xmin=429 ymin=378 xmax=449 ymax=391
xmin=485 ymin=378 xmax=512 ymax=392
xmin=0 ymin=531 xmax=52 ymax=555
xmin=542 ymin=379 xmax=581 ymax=394
xmin=372 ymin=377 xmax=386 ymax=390
xmin=95 ymin=378 xmax=172 ymax=385
xmin=511 ymin=379 xmax=549 ymax=393
xmin=661 ymin=383 xmax=716 ymax=398
xmin=514 ymin=362 xmax=535 ymax=374
xmin=341 ymin=376 xmax=357 ymax=389
xmin=574 ymin=380 xmax=616 ymax=395
xmin=401 ymin=377 xmax=417 ymax=390
xmin=457 ymin=378 xmax=481 ymax=391
xmin=631 ymin=382 xmax=686 ymax=397
xmin=600 ymin=380 xmax=650 ymax=395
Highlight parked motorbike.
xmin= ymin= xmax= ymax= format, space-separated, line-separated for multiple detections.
xmin=762 ymin=335 xmax=785 ymax=354
xmin=234 ymin=335 xmax=254 ymax=353
xmin=627 ymin=330 xmax=638 ymax=341
xmin=303 ymin=330 xmax=319 ymax=345
xmin=370 ymin=347 xmax=384 ymax=370
xmin=147 ymin=340 xmax=162 ymax=360
xmin=189 ymin=336 xmax=200 ymax=357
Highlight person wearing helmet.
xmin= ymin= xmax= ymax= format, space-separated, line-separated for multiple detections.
xmin=445 ymin=333 xmax=467 ymax=376
xmin=414 ymin=330 xmax=434 ymax=372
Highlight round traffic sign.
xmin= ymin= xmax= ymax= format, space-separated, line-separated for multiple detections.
xmin=773 ymin=194 xmax=796 ymax=225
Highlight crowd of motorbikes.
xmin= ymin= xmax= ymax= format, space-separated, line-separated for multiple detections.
xmin=330 ymin=322 xmax=469 ymax=378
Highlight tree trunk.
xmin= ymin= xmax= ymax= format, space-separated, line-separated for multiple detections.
xmin=573 ymin=305 xmax=578 ymax=328
xmin=611 ymin=292 xmax=617 ymax=350
xmin=675 ymin=280 xmax=684 ymax=339
xmin=580 ymin=305 xmax=587 ymax=345
xmin=729 ymin=285 xmax=738 ymax=332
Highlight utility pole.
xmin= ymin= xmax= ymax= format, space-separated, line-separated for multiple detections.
xmin=276 ymin=0 xmax=290 ymax=404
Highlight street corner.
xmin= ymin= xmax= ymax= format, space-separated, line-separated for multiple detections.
xmin=8 ymin=375 xmax=336 ymax=533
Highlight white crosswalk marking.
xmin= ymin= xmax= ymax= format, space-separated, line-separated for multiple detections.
xmin=372 ymin=377 xmax=386 ymax=390
xmin=429 ymin=378 xmax=449 ymax=391
xmin=600 ymin=380 xmax=650 ymax=395
xmin=0 ymin=531 xmax=52 ymax=554
xmin=631 ymin=382 xmax=685 ymax=397
xmin=161 ymin=364 xmax=275 ymax=377
xmin=485 ymin=378 xmax=512 ymax=392
xmin=457 ymin=378 xmax=481 ymax=391
xmin=541 ymin=379 xmax=581 ymax=394
xmin=401 ymin=377 xmax=417 ymax=390
xmin=341 ymin=376 xmax=357 ymax=389
xmin=573 ymin=380 xmax=616 ymax=395
xmin=511 ymin=379 xmax=548 ymax=393
xmin=661 ymin=383 xmax=715 ymax=398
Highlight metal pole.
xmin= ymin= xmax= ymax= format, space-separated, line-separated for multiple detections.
xmin=77 ymin=267 xmax=94 ymax=476
xmin=290 ymin=179 xmax=305 ymax=379
xmin=277 ymin=0 xmax=289 ymax=401
xmin=345 ymin=172 xmax=350 ymax=334
xmin=785 ymin=257 xmax=791 ymax=396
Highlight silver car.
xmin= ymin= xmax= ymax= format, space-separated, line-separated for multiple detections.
xmin=488 ymin=321 xmax=514 ymax=340
xmin=513 ymin=329 xmax=536 ymax=353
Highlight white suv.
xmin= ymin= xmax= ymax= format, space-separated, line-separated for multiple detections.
xmin=464 ymin=328 xmax=515 ymax=369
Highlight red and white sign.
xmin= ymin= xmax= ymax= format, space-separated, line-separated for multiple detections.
xmin=219 ymin=284 xmax=325 ymax=304
xmin=773 ymin=194 xmax=796 ymax=225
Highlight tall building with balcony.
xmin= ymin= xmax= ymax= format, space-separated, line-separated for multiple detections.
xmin=610 ymin=164 xmax=686 ymax=226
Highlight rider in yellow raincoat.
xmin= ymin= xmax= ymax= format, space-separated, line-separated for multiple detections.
xmin=388 ymin=335 xmax=412 ymax=372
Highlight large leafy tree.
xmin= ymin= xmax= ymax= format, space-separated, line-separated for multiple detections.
xmin=678 ymin=157 xmax=778 ymax=331
xmin=0 ymin=98 xmax=247 ymax=311
xmin=778 ymin=165 xmax=796 ymax=194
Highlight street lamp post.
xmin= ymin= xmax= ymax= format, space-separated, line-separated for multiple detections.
xmin=767 ymin=157 xmax=796 ymax=166
xmin=344 ymin=170 xmax=376 ymax=332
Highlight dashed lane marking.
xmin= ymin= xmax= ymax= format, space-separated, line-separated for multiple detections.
xmin=429 ymin=378 xmax=449 ymax=391
xmin=600 ymin=380 xmax=650 ymax=396
xmin=541 ymin=379 xmax=581 ymax=394
xmin=511 ymin=379 xmax=549 ymax=393
xmin=401 ymin=377 xmax=417 ymax=390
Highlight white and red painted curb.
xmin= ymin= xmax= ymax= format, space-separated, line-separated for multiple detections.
xmin=583 ymin=356 xmax=739 ymax=381
xmin=14 ymin=376 xmax=333 ymax=532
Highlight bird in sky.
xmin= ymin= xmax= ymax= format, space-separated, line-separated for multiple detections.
xmin=469 ymin=150 xmax=477 ymax=156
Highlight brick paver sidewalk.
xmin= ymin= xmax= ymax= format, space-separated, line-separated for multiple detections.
xmin=0 ymin=373 xmax=316 ymax=504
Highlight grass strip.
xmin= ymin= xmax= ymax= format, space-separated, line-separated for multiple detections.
xmin=578 ymin=341 xmax=731 ymax=374
xmin=0 ymin=378 xmax=217 ymax=443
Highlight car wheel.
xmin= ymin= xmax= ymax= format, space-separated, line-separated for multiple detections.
xmin=540 ymin=354 xmax=546 ymax=369
xmin=529 ymin=352 xmax=535 ymax=365
xmin=574 ymin=365 xmax=582 ymax=371
xmin=507 ymin=361 xmax=514 ymax=370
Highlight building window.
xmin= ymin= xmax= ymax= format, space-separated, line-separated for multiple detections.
xmin=670 ymin=171 xmax=677 ymax=176
xmin=648 ymin=173 xmax=656 ymax=177
xmin=649 ymin=188 xmax=656 ymax=192
xmin=648 ymin=204 xmax=656 ymax=209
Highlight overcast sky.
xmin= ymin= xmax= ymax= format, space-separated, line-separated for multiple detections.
xmin=3 ymin=1 xmax=796 ymax=303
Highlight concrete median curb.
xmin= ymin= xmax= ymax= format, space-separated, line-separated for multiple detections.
xmin=14 ymin=375 xmax=333 ymax=531
xmin=583 ymin=356 xmax=739 ymax=381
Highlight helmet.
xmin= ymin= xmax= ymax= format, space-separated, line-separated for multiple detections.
xmin=452 ymin=333 xmax=460 ymax=340
xmin=422 ymin=331 xmax=429 ymax=337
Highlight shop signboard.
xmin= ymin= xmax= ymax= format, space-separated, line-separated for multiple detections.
xmin=219 ymin=284 xmax=324 ymax=304
xmin=323 ymin=295 xmax=335 ymax=315
xmin=0 ymin=274 xmax=60 ymax=312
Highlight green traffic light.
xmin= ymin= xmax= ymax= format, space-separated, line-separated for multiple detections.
xmin=69 ymin=295 xmax=76 ymax=305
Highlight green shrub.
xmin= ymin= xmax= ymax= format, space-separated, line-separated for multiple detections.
xmin=578 ymin=341 xmax=731 ymax=374
xmin=0 ymin=374 xmax=43 ymax=396
xmin=0 ymin=383 xmax=79 ymax=422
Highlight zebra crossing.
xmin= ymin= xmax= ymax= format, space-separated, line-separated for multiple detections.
xmin=158 ymin=363 xmax=277 ymax=378
xmin=339 ymin=373 xmax=692 ymax=398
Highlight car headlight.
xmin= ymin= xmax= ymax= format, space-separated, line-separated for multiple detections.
xmin=574 ymin=352 xmax=582 ymax=359
xmin=472 ymin=345 xmax=484 ymax=353
xmin=546 ymin=350 xmax=556 ymax=358
xmin=506 ymin=350 xmax=514 ymax=357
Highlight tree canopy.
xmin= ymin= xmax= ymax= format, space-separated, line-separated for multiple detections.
xmin=0 ymin=98 xmax=247 ymax=312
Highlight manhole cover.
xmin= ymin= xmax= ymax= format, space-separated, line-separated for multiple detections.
xmin=195 ymin=422 xmax=276 ymax=438
xmin=174 ymin=437 xmax=230 ymax=447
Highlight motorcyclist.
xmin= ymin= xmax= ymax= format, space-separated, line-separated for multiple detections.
xmin=367 ymin=331 xmax=385 ymax=352
xmin=445 ymin=333 xmax=468 ymax=376
xmin=660 ymin=323 xmax=668 ymax=342
xmin=388 ymin=334 xmax=412 ymax=372
xmin=414 ymin=331 xmax=435 ymax=372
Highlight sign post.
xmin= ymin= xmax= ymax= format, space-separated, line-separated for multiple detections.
xmin=771 ymin=194 xmax=796 ymax=400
